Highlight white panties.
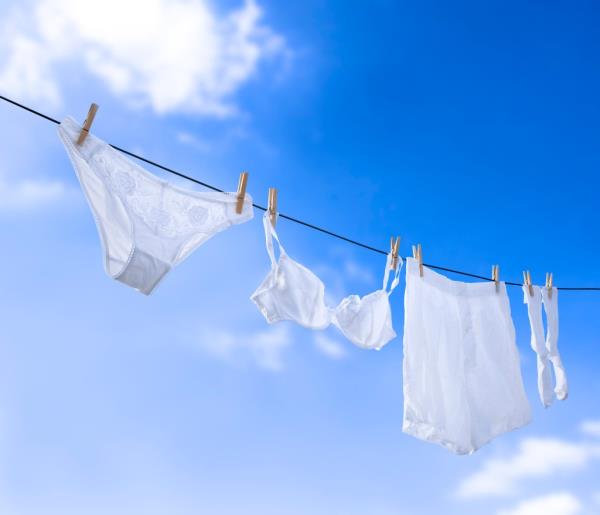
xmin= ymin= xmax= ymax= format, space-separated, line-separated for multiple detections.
xmin=58 ymin=117 xmax=253 ymax=294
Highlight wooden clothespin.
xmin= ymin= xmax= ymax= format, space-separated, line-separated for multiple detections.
xmin=492 ymin=264 xmax=500 ymax=293
xmin=523 ymin=270 xmax=533 ymax=296
xmin=412 ymin=243 xmax=423 ymax=277
xmin=546 ymin=272 xmax=554 ymax=299
xmin=235 ymin=171 xmax=249 ymax=214
xmin=390 ymin=236 xmax=401 ymax=270
xmin=267 ymin=187 xmax=278 ymax=227
xmin=76 ymin=103 xmax=99 ymax=145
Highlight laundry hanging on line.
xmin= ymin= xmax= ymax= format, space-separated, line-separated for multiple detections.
xmin=52 ymin=113 xmax=571 ymax=455
xmin=0 ymin=96 xmax=577 ymax=455
xmin=59 ymin=114 xmax=403 ymax=351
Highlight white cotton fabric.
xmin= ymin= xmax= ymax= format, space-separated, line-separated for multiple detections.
xmin=251 ymin=212 xmax=400 ymax=350
xmin=523 ymin=285 xmax=568 ymax=406
xmin=522 ymin=285 xmax=553 ymax=407
xmin=403 ymin=258 xmax=531 ymax=455
xmin=541 ymin=287 xmax=568 ymax=401
xmin=58 ymin=116 xmax=253 ymax=295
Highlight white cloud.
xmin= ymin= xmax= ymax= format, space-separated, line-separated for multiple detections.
xmin=0 ymin=177 xmax=67 ymax=211
xmin=343 ymin=259 xmax=376 ymax=285
xmin=457 ymin=438 xmax=600 ymax=499
xmin=497 ymin=492 xmax=582 ymax=515
xmin=195 ymin=326 xmax=348 ymax=370
xmin=0 ymin=0 xmax=287 ymax=116
xmin=176 ymin=131 xmax=212 ymax=153
xmin=313 ymin=333 xmax=346 ymax=360
xmin=580 ymin=420 xmax=600 ymax=439
xmin=196 ymin=325 xmax=292 ymax=372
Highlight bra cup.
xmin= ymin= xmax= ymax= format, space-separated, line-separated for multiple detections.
xmin=251 ymin=254 xmax=332 ymax=329
xmin=277 ymin=256 xmax=332 ymax=328
xmin=251 ymin=273 xmax=283 ymax=324
xmin=334 ymin=290 xmax=396 ymax=350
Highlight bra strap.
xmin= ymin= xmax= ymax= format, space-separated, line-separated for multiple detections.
xmin=382 ymin=252 xmax=402 ymax=295
xmin=262 ymin=211 xmax=285 ymax=269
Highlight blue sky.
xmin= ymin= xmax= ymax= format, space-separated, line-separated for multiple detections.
xmin=1 ymin=0 xmax=600 ymax=514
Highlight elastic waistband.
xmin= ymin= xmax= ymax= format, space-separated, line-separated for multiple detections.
xmin=406 ymin=257 xmax=505 ymax=298
xmin=58 ymin=116 xmax=254 ymax=214
xmin=59 ymin=116 xmax=110 ymax=162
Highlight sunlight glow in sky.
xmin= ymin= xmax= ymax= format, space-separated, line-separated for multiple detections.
xmin=1 ymin=1 xmax=600 ymax=514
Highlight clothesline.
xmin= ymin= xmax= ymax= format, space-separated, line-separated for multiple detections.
xmin=1 ymin=93 xmax=598 ymax=292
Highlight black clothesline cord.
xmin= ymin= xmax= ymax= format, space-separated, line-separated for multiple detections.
xmin=1 ymin=94 xmax=599 ymax=292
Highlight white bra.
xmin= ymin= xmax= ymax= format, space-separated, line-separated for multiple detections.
xmin=251 ymin=213 xmax=401 ymax=350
